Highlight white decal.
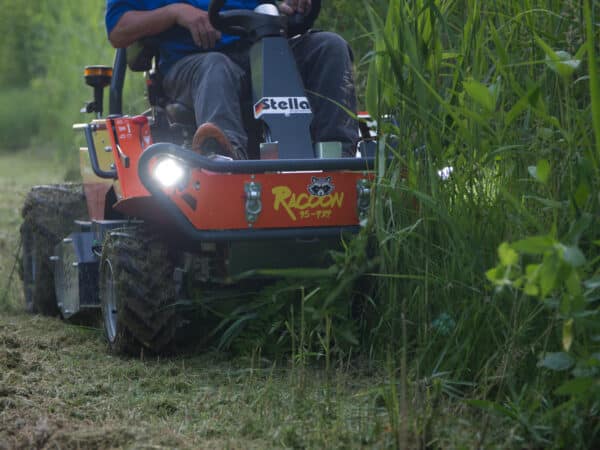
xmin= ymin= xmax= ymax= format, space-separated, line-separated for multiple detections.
xmin=254 ymin=97 xmax=311 ymax=119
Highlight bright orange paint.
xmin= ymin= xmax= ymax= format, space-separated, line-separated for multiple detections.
xmin=100 ymin=116 xmax=374 ymax=232
xmin=167 ymin=169 xmax=373 ymax=230
xmin=105 ymin=116 xmax=153 ymax=199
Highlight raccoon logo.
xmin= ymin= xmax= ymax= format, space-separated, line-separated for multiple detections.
xmin=308 ymin=176 xmax=335 ymax=197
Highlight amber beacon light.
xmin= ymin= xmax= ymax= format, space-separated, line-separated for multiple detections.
xmin=83 ymin=65 xmax=113 ymax=117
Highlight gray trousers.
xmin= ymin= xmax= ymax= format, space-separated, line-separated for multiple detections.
xmin=163 ymin=31 xmax=358 ymax=158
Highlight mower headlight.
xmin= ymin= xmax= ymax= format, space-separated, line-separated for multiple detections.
xmin=153 ymin=157 xmax=188 ymax=188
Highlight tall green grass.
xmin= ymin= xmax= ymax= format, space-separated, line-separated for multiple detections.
xmin=353 ymin=0 xmax=600 ymax=446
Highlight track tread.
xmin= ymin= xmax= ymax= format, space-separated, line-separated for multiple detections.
xmin=99 ymin=227 xmax=180 ymax=355
xmin=19 ymin=184 xmax=87 ymax=315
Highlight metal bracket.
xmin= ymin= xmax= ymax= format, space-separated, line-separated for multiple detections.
xmin=356 ymin=178 xmax=371 ymax=223
xmin=73 ymin=123 xmax=118 ymax=179
xmin=116 ymin=143 xmax=130 ymax=168
xmin=244 ymin=181 xmax=262 ymax=226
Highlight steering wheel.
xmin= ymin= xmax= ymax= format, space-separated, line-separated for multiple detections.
xmin=208 ymin=0 xmax=321 ymax=38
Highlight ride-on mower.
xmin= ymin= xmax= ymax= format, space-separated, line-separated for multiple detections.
xmin=20 ymin=0 xmax=377 ymax=355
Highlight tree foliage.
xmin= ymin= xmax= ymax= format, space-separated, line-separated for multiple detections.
xmin=0 ymin=0 xmax=380 ymax=151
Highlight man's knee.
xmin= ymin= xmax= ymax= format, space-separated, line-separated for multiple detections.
xmin=189 ymin=52 xmax=243 ymax=85
xmin=308 ymin=31 xmax=353 ymax=62
xmin=317 ymin=32 xmax=350 ymax=50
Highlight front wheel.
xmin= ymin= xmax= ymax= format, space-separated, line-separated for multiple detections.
xmin=99 ymin=228 xmax=181 ymax=355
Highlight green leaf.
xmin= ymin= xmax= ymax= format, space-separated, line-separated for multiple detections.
xmin=539 ymin=253 xmax=560 ymax=298
xmin=365 ymin=55 xmax=380 ymax=119
xmin=528 ymin=159 xmax=550 ymax=183
xmin=485 ymin=267 xmax=501 ymax=283
xmin=535 ymin=35 xmax=581 ymax=79
xmin=574 ymin=182 xmax=591 ymax=208
xmin=562 ymin=246 xmax=586 ymax=268
xmin=565 ymin=213 xmax=593 ymax=245
xmin=584 ymin=276 xmax=600 ymax=290
xmin=505 ymin=85 xmax=540 ymax=126
xmin=463 ymin=79 xmax=495 ymax=112
xmin=524 ymin=282 xmax=540 ymax=296
xmin=572 ymin=293 xmax=586 ymax=314
xmin=555 ymin=377 xmax=595 ymax=396
xmin=565 ymin=271 xmax=582 ymax=297
xmin=512 ymin=236 xmax=554 ymax=255
xmin=546 ymin=50 xmax=582 ymax=79
xmin=489 ymin=23 xmax=509 ymax=66
xmin=524 ymin=195 xmax=564 ymax=209
xmin=498 ymin=242 xmax=518 ymax=267
xmin=562 ymin=318 xmax=574 ymax=351
xmin=560 ymin=295 xmax=571 ymax=316
xmin=537 ymin=159 xmax=550 ymax=183
xmin=538 ymin=352 xmax=575 ymax=371
xmin=526 ymin=264 xmax=540 ymax=277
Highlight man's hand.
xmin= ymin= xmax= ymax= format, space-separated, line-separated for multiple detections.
xmin=279 ymin=0 xmax=312 ymax=15
xmin=171 ymin=3 xmax=221 ymax=49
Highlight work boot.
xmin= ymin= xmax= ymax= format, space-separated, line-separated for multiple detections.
xmin=192 ymin=123 xmax=236 ymax=160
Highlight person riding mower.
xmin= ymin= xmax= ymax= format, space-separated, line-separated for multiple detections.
xmin=19 ymin=0 xmax=377 ymax=355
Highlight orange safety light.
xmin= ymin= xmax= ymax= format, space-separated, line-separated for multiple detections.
xmin=84 ymin=65 xmax=113 ymax=87
xmin=83 ymin=65 xmax=113 ymax=117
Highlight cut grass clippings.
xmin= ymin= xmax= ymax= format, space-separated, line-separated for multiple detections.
xmin=0 ymin=313 xmax=376 ymax=449
xmin=0 ymin=312 xmax=522 ymax=450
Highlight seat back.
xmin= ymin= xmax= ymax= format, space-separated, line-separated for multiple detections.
xmin=127 ymin=39 xmax=159 ymax=72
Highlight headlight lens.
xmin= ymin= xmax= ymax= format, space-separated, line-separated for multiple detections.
xmin=153 ymin=157 xmax=187 ymax=188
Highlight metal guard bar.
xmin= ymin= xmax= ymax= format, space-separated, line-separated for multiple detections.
xmin=138 ymin=142 xmax=368 ymax=242
xmin=74 ymin=123 xmax=117 ymax=179
xmin=140 ymin=142 xmax=377 ymax=174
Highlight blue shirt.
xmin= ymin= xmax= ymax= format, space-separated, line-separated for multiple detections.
xmin=106 ymin=0 xmax=258 ymax=73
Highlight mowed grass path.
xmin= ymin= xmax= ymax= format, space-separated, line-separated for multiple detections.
xmin=0 ymin=312 xmax=386 ymax=449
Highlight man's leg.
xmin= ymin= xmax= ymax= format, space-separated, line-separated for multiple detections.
xmin=163 ymin=51 xmax=248 ymax=158
xmin=290 ymin=31 xmax=358 ymax=156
